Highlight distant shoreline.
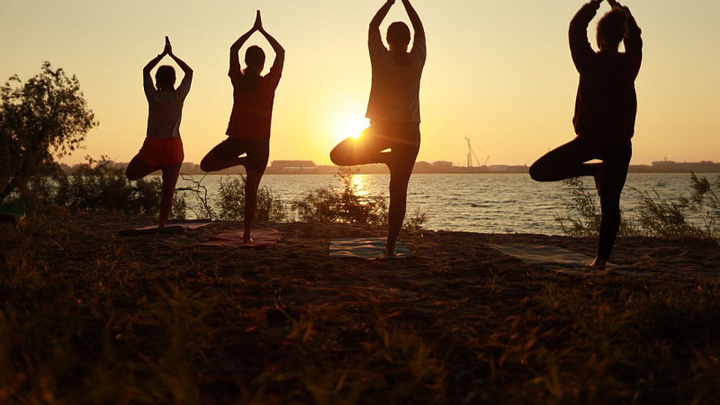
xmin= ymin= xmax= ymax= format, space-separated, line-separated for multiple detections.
xmin=58 ymin=160 xmax=720 ymax=176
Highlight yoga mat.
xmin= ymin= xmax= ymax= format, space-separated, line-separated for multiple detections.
xmin=487 ymin=243 xmax=652 ymax=277
xmin=119 ymin=219 xmax=213 ymax=236
xmin=198 ymin=228 xmax=282 ymax=248
xmin=329 ymin=238 xmax=412 ymax=260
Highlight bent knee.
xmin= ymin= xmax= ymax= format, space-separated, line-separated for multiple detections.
xmin=528 ymin=161 xmax=552 ymax=182
xmin=329 ymin=147 xmax=349 ymax=166
xmin=200 ymin=154 xmax=215 ymax=172
xmin=125 ymin=167 xmax=141 ymax=181
xmin=528 ymin=163 xmax=543 ymax=181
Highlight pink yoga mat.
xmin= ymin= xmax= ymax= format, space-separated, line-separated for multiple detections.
xmin=120 ymin=219 xmax=213 ymax=236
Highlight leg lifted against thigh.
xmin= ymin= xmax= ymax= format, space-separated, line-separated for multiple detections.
xmin=125 ymin=156 xmax=159 ymax=180
xmin=330 ymin=129 xmax=391 ymax=166
xmin=201 ymin=138 xmax=248 ymax=172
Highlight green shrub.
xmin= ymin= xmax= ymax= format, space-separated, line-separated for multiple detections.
xmin=216 ymin=176 xmax=288 ymax=223
xmin=54 ymin=156 xmax=163 ymax=217
xmin=292 ymin=168 xmax=426 ymax=230
xmin=292 ymin=168 xmax=388 ymax=225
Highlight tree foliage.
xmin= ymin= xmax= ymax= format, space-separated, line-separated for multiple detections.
xmin=0 ymin=62 xmax=97 ymax=203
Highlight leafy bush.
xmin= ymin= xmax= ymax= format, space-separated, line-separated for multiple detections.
xmin=292 ymin=168 xmax=426 ymax=230
xmin=54 ymin=156 xmax=164 ymax=217
xmin=292 ymin=168 xmax=388 ymax=225
xmin=175 ymin=175 xmax=288 ymax=223
xmin=0 ymin=62 xmax=97 ymax=203
xmin=216 ymin=176 xmax=288 ymax=223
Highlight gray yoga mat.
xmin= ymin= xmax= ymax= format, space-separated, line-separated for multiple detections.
xmin=330 ymin=238 xmax=412 ymax=260
xmin=487 ymin=243 xmax=653 ymax=277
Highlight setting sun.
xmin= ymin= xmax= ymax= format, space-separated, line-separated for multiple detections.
xmin=332 ymin=111 xmax=369 ymax=142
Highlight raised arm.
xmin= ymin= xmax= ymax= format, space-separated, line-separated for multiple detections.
xmin=569 ymin=0 xmax=602 ymax=75
xmin=618 ymin=3 xmax=642 ymax=77
xmin=163 ymin=37 xmax=193 ymax=94
xmin=401 ymin=0 xmax=425 ymax=51
xmin=230 ymin=15 xmax=258 ymax=76
xmin=166 ymin=41 xmax=193 ymax=76
xmin=369 ymin=0 xmax=395 ymax=50
xmin=256 ymin=11 xmax=285 ymax=73
xmin=143 ymin=39 xmax=168 ymax=93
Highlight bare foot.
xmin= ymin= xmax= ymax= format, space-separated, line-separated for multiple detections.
xmin=587 ymin=257 xmax=607 ymax=270
xmin=378 ymin=249 xmax=397 ymax=260
xmin=243 ymin=236 xmax=254 ymax=244
xmin=593 ymin=163 xmax=607 ymax=196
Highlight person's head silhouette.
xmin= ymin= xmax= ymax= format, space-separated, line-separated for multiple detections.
xmin=155 ymin=65 xmax=176 ymax=91
xmin=245 ymin=45 xmax=266 ymax=75
xmin=597 ymin=8 xmax=628 ymax=51
xmin=387 ymin=22 xmax=411 ymax=52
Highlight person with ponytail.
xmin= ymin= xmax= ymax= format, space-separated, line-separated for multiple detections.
xmin=126 ymin=36 xmax=193 ymax=228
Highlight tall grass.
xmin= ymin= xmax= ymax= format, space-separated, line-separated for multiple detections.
xmin=556 ymin=172 xmax=720 ymax=239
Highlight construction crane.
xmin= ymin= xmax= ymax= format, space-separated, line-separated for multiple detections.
xmin=465 ymin=137 xmax=489 ymax=167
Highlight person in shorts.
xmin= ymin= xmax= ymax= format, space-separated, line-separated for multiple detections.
xmin=200 ymin=11 xmax=284 ymax=243
xmin=529 ymin=0 xmax=642 ymax=270
xmin=330 ymin=0 xmax=426 ymax=258
xmin=126 ymin=37 xmax=193 ymax=228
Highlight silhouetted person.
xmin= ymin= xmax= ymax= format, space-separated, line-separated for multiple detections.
xmin=330 ymin=0 xmax=426 ymax=257
xmin=529 ymin=0 xmax=642 ymax=270
xmin=201 ymin=11 xmax=285 ymax=243
xmin=126 ymin=37 xmax=193 ymax=228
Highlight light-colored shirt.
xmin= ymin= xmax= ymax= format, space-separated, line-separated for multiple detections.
xmin=365 ymin=29 xmax=426 ymax=123
xmin=144 ymin=74 xmax=192 ymax=139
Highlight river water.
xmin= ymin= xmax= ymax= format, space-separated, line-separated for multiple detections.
xmin=175 ymin=172 xmax=711 ymax=235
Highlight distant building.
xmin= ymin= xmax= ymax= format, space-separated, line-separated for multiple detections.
xmin=432 ymin=161 xmax=453 ymax=168
xmin=269 ymin=160 xmax=317 ymax=173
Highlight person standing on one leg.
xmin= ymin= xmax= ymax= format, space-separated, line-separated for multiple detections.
xmin=330 ymin=0 xmax=426 ymax=257
xmin=201 ymin=11 xmax=284 ymax=243
xmin=126 ymin=37 xmax=193 ymax=228
xmin=529 ymin=0 xmax=642 ymax=270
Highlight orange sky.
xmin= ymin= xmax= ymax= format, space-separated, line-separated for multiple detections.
xmin=2 ymin=0 xmax=719 ymax=166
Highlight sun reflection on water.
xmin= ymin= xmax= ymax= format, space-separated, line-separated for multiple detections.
xmin=350 ymin=173 xmax=369 ymax=198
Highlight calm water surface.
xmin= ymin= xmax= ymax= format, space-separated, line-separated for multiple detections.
xmin=175 ymin=173 xmax=704 ymax=235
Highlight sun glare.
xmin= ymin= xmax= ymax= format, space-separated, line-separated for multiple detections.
xmin=333 ymin=111 xmax=369 ymax=142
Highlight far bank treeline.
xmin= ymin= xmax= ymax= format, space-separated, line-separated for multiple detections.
xmin=54 ymin=160 xmax=720 ymax=176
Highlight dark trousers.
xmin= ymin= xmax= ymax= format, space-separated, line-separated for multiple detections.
xmin=529 ymin=136 xmax=632 ymax=260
